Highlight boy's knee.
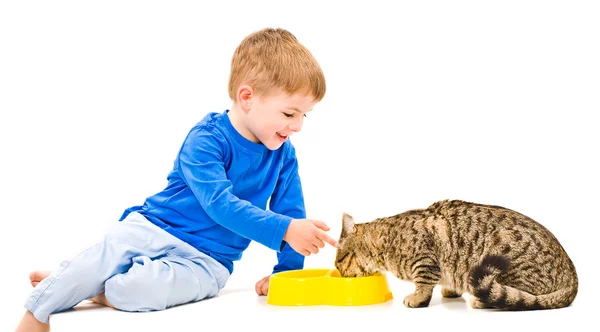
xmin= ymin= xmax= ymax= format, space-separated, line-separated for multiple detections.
xmin=104 ymin=273 xmax=168 ymax=312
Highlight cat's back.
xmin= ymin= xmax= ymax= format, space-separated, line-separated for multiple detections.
xmin=427 ymin=199 xmax=548 ymax=232
xmin=427 ymin=199 xmax=574 ymax=265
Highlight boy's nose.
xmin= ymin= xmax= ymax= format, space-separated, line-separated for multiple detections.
xmin=289 ymin=118 xmax=303 ymax=132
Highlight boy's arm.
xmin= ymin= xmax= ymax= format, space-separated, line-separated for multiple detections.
xmin=268 ymin=145 xmax=306 ymax=274
xmin=178 ymin=128 xmax=292 ymax=252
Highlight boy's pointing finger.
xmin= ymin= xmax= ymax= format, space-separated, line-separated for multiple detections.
xmin=319 ymin=231 xmax=339 ymax=248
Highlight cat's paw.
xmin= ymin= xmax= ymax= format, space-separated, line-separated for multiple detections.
xmin=403 ymin=293 xmax=431 ymax=308
xmin=469 ymin=296 xmax=491 ymax=309
xmin=441 ymin=288 xmax=462 ymax=298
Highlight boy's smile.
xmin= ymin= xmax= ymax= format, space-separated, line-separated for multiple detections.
xmin=230 ymin=86 xmax=316 ymax=150
xmin=276 ymin=132 xmax=288 ymax=142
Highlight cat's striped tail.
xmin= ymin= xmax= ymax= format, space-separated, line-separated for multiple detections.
xmin=468 ymin=255 xmax=577 ymax=310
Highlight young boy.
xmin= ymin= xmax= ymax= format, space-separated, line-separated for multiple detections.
xmin=16 ymin=27 xmax=338 ymax=332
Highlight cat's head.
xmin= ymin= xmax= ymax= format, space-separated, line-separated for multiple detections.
xmin=334 ymin=213 xmax=379 ymax=278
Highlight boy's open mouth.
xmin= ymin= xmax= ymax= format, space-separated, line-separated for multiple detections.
xmin=276 ymin=132 xmax=288 ymax=141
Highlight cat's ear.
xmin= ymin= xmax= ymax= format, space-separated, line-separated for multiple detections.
xmin=342 ymin=213 xmax=356 ymax=235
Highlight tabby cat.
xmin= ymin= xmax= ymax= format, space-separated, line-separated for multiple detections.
xmin=334 ymin=199 xmax=578 ymax=310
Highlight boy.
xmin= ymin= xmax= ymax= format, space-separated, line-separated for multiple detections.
xmin=16 ymin=27 xmax=337 ymax=332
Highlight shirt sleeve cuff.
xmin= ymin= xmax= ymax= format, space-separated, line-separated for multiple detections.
xmin=269 ymin=215 xmax=293 ymax=252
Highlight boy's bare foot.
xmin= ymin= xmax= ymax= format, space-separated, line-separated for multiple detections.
xmin=15 ymin=310 xmax=49 ymax=332
xmin=30 ymin=271 xmax=52 ymax=288
xmin=89 ymin=292 xmax=115 ymax=309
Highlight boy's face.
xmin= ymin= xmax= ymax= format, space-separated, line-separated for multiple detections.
xmin=246 ymin=90 xmax=316 ymax=150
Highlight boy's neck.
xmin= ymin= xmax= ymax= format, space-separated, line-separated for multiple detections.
xmin=227 ymin=104 xmax=257 ymax=143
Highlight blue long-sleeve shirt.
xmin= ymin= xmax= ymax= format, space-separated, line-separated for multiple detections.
xmin=120 ymin=110 xmax=305 ymax=275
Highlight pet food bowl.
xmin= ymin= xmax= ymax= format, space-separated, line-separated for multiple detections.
xmin=267 ymin=268 xmax=393 ymax=306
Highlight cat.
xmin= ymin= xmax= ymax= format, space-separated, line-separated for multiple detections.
xmin=334 ymin=199 xmax=578 ymax=310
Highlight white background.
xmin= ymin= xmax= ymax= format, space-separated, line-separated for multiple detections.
xmin=1 ymin=1 xmax=598 ymax=331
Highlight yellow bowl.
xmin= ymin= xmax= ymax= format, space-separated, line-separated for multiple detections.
xmin=267 ymin=268 xmax=393 ymax=306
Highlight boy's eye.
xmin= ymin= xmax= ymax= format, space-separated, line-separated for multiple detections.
xmin=283 ymin=112 xmax=307 ymax=118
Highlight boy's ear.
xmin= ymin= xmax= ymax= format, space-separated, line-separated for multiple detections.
xmin=341 ymin=213 xmax=355 ymax=236
xmin=237 ymin=85 xmax=253 ymax=112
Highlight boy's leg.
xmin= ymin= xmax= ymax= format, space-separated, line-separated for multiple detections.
xmin=28 ymin=271 xmax=113 ymax=307
xmin=104 ymin=232 xmax=230 ymax=311
xmin=24 ymin=241 xmax=127 ymax=324
xmin=23 ymin=212 xmax=184 ymax=324
xmin=104 ymin=253 xmax=229 ymax=311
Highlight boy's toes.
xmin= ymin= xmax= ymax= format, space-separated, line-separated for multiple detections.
xmin=29 ymin=271 xmax=52 ymax=287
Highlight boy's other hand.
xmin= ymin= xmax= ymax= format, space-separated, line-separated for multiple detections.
xmin=283 ymin=219 xmax=339 ymax=256
xmin=255 ymin=275 xmax=270 ymax=296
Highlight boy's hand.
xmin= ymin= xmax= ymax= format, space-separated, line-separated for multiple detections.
xmin=283 ymin=219 xmax=339 ymax=256
xmin=255 ymin=275 xmax=270 ymax=296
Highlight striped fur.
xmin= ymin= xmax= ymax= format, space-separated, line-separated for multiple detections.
xmin=334 ymin=200 xmax=578 ymax=310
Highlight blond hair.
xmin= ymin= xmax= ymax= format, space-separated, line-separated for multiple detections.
xmin=228 ymin=28 xmax=326 ymax=102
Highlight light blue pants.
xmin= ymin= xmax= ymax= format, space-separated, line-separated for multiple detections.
xmin=24 ymin=212 xmax=230 ymax=324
